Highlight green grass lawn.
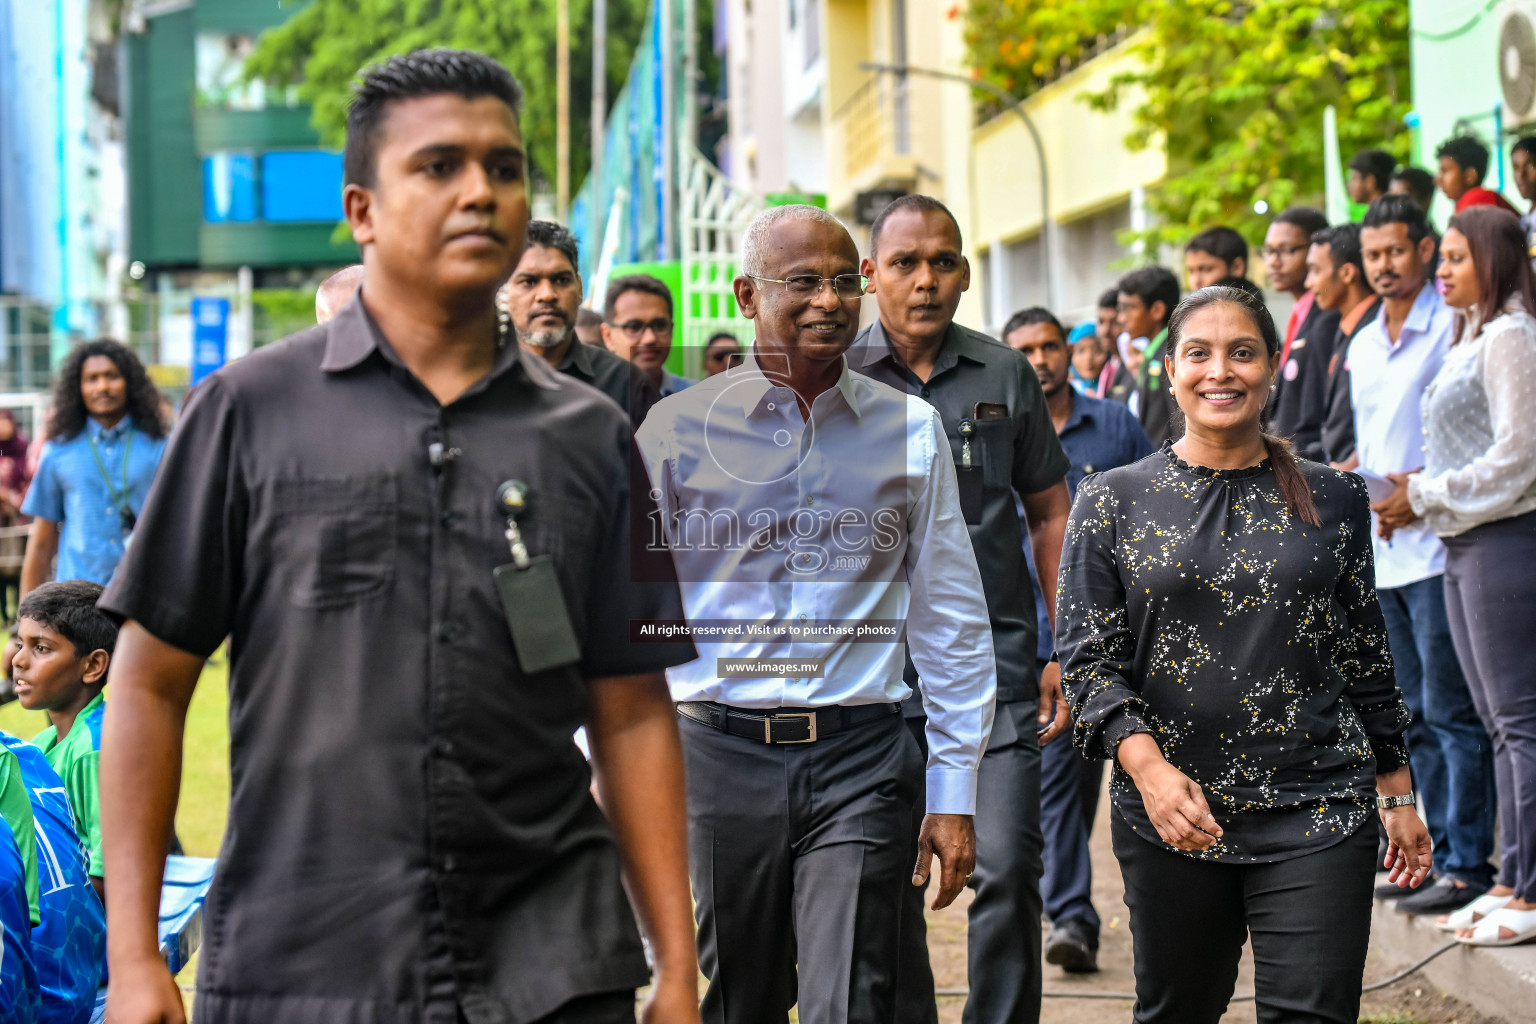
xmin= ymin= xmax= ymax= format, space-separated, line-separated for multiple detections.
xmin=0 ymin=649 xmax=231 ymax=857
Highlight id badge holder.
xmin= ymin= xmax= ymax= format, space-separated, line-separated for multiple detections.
xmin=492 ymin=482 xmax=581 ymax=675
xmin=956 ymin=419 xmax=983 ymax=524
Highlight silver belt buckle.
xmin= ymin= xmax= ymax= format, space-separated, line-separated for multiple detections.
xmin=765 ymin=712 xmax=818 ymax=744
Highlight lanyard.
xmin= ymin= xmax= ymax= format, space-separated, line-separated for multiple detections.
xmin=87 ymin=425 xmax=135 ymax=518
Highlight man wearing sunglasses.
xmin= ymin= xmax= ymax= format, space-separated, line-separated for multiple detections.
xmin=702 ymin=332 xmax=743 ymax=376
xmin=849 ymin=194 xmax=1071 ymax=1024
xmin=602 ymin=275 xmax=696 ymax=396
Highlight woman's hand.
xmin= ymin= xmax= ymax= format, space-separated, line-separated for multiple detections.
xmin=1371 ymin=471 xmax=1421 ymax=540
xmin=1117 ymin=733 xmax=1223 ymax=852
xmin=1380 ymin=805 xmax=1434 ymax=889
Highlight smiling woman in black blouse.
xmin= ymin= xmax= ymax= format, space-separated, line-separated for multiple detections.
xmin=1057 ymin=286 xmax=1433 ymax=1024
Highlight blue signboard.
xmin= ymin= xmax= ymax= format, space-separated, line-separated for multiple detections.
xmin=191 ymin=297 xmax=229 ymax=385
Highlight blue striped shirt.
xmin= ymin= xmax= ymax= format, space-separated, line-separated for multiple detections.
xmin=21 ymin=418 xmax=166 ymax=586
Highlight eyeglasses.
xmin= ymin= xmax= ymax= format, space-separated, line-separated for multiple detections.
xmin=750 ymin=274 xmax=869 ymax=299
xmin=705 ymin=348 xmax=742 ymax=363
xmin=1260 ymin=244 xmax=1307 ymax=260
xmin=609 ymin=318 xmax=674 ymax=339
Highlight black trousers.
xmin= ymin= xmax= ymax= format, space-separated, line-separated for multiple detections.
xmin=457 ymin=991 xmax=633 ymax=1024
xmin=895 ymin=704 xmax=1044 ymax=1024
xmin=1112 ymin=814 xmax=1376 ymax=1024
xmin=680 ymin=710 xmax=922 ymax=1024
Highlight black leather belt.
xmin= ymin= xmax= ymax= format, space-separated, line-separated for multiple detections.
xmin=676 ymin=701 xmax=901 ymax=744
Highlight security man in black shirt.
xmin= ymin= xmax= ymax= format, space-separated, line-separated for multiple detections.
xmin=849 ymin=195 xmax=1072 ymax=1024
xmin=504 ymin=219 xmax=660 ymax=432
xmin=97 ymin=50 xmax=700 ymax=1024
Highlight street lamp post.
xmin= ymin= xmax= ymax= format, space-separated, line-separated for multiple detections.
xmin=858 ymin=61 xmax=1058 ymax=315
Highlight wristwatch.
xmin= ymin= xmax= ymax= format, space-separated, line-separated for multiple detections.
xmin=1376 ymin=793 xmax=1416 ymax=810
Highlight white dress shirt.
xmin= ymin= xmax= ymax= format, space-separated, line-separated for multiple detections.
xmin=1349 ymin=283 xmax=1453 ymax=588
xmin=636 ymin=354 xmax=997 ymax=814
xmin=1410 ymin=304 xmax=1536 ymax=536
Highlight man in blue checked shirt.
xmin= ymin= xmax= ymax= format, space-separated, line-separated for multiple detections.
xmin=21 ymin=342 xmax=167 ymax=596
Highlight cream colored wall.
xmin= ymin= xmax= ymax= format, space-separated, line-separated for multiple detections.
xmin=971 ymin=41 xmax=1165 ymax=249
xmin=928 ymin=6 xmax=986 ymax=328
xmin=823 ymin=0 xmax=872 ymax=114
xmin=820 ymin=0 xmax=986 ymax=324
xmin=818 ymin=5 xmax=1161 ymax=330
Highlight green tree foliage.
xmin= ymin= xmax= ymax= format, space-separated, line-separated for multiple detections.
xmin=966 ymin=0 xmax=1412 ymax=248
xmin=963 ymin=0 xmax=1135 ymax=94
xmin=244 ymin=0 xmax=660 ymax=190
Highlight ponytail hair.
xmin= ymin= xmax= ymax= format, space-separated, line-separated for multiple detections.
xmin=1167 ymin=286 xmax=1322 ymax=529
xmin=1260 ymin=432 xmax=1321 ymax=528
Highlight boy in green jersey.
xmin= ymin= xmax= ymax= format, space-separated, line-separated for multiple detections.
xmin=0 ymin=744 xmax=38 ymax=928
xmin=11 ymin=580 xmax=113 ymax=900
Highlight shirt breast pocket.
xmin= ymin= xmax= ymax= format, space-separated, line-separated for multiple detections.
xmin=973 ymin=419 xmax=1014 ymax=490
xmin=273 ymin=474 xmax=398 ymax=609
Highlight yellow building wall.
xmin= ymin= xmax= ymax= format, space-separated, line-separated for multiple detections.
xmin=971 ymin=41 xmax=1166 ymax=248
xmin=821 ymin=0 xmax=986 ymax=324
xmin=824 ymin=0 xmax=871 ymax=115
xmin=817 ymin=10 xmax=1166 ymax=328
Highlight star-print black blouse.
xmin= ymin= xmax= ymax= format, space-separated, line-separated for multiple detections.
xmin=1056 ymin=443 xmax=1412 ymax=862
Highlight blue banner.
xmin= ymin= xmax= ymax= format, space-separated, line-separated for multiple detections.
xmin=191 ymin=297 xmax=229 ymax=385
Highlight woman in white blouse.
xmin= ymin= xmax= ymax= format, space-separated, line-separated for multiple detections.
xmin=1376 ymin=205 xmax=1536 ymax=947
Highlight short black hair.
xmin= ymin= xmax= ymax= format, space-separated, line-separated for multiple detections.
xmin=1185 ymin=226 xmax=1248 ymax=266
xmin=1273 ymin=206 xmax=1329 ymax=240
xmin=525 ymin=220 xmax=579 ymax=273
xmin=1097 ymin=287 xmax=1120 ymax=311
xmin=1362 ymin=193 xmax=1431 ymax=244
xmin=1390 ymin=167 xmax=1437 ymax=210
xmin=1001 ymin=306 xmax=1064 ymax=341
xmin=1211 ymin=275 xmax=1264 ymax=302
xmin=869 ymin=195 xmax=963 ymax=256
xmin=1347 ymin=149 xmax=1397 ymax=195
xmin=345 ymin=49 xmax=524 ymax=189
xmin=1310 ymin=223 xmax=1364 ymax=280
xmin=1514 ymin=136 xmax=1536 ymax=164
xmin=1435 ymin=136 xmax=1490 ymax=185
xmin=575 ymin=307 xmax=604 ymax=328
xmin=1116 ymin=266 xmax=1182 ymax=326
xmin=17 ymin=581 xmax=117 ymax=659
xmin=604 ymin=274 xmax=673 ymax=320
xmin=706 ymin=331 xmax=741 ymax=348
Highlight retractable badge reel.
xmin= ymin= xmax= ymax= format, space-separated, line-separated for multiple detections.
xmin=492 ymin=481 xmax=581 ymax=674
xmin=954 ymin=419 xmax=984 ymax=524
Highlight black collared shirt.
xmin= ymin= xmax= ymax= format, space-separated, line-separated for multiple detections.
xmin=551 ymin=338 xmax=660 ymax=432
xmin=100 ymin=295 xmax=695 ymax=1024
xmin=850 ymin=320 xmax=1069 ymax=709
xmin=1321 ymin=296 xmax=1381 ymax=465
xmin=1267 ymin=301 xmax=1343 ymax=462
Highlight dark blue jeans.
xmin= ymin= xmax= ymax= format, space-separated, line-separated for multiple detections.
xmin=1377 ymin=575 xmax=1497 ymax=888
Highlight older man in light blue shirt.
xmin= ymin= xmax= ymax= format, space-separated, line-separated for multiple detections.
xmin=638 ymin=205 xmax=994 ymax=1024
xmin=1354 ymin=195 xmax=1495 ymax=915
